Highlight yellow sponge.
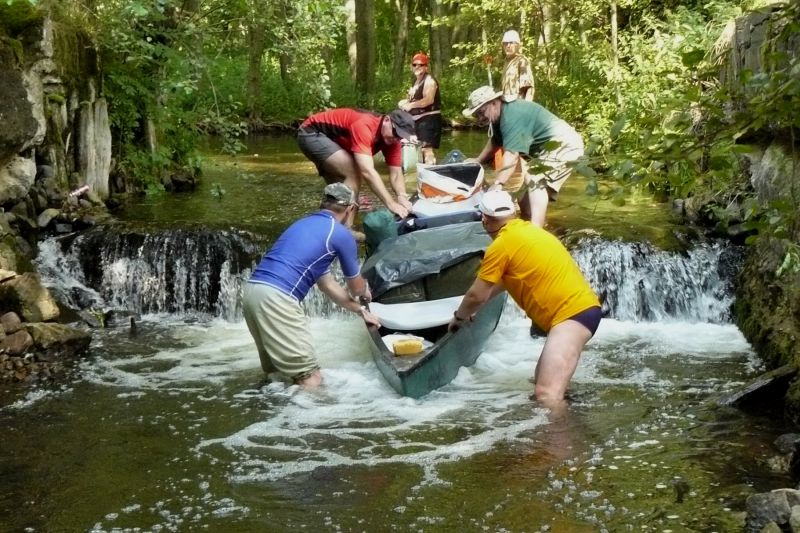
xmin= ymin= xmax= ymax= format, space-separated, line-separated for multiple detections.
xmin=393 ymin=338 xmax=423 ymax=356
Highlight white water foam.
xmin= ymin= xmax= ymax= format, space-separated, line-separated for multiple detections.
xmin=76 ymin=301 xmax=757 ymax=488
xmin=2 ymin=387 xmax=66 ymax=410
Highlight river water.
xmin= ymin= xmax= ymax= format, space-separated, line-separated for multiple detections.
xmin=0 ymin=133 xmax=792 ymax=532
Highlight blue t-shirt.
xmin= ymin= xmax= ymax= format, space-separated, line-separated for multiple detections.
xmin=249 ymin=211 xmax=360 ymax=301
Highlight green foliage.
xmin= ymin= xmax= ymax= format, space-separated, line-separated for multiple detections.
xmin=776 ymin=245 xmax=800 ymax=278
xmin=41 ymin=0 xmax=797 ymax=243
xmin=601 ymin=0 xmax=800 ymax=252
xmin=0 ymin=0 xmax=42 ymax=36
xmin=46 ymin=92 xmax=64 ymax=104
xmin=552 ymin=1 xmax=758 ymax=216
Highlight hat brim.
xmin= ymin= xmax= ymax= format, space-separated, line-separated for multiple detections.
xmin=462 ymin=91 xmax=503 ymax=118
xmin=479 ymin=205 xmax=516 ymax=216
xmin=394 ymin=126 xmax=415 ymax=141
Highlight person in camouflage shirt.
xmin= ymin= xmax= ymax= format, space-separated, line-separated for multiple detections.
xmin=500 ymin=30 xmax=534 ymax=103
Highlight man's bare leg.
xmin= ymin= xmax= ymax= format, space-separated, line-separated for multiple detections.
xmin=319 ymin=150 xmax=360 ymax=226
xmin=532 ymin=319 xmax=592 ymax=408
xmin=421 ymin=147 xmax=436 ymax=165
xmin=528 ymin=187 xmax=550 ymax=228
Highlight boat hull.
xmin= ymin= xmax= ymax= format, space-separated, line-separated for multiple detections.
xmin=367 ymin=293 xmax=507 ymax=398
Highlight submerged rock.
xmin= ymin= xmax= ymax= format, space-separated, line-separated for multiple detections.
xmin=716 ymin=364 xmax=796 ymax=409
xmin=24 ymin=322 xmax=90 ymax=361
xmin=774 ymin=433 xmax=800 ymax=455
xmin=745 ymin=488 xmax=800 ymax=532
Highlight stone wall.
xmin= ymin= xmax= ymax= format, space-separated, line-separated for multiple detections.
xmin=722 ymin=3 xmax=800 ymax=421
xmin=0 ymin=4 xmax=105 ymax=382
xmin=718 ymin=2 xmax=800 ymax=88
xmin=0 ymin=6 xmax=111 ymax=203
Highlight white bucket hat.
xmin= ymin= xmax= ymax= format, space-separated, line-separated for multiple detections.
xmin=462 ymin=86 xmax=503 ymax=118
xmin=502 ymin=30 xmax=521 ymax=44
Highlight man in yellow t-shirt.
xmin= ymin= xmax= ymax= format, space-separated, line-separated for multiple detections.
xmin=448 ymin=191 xmax=601 ymax=406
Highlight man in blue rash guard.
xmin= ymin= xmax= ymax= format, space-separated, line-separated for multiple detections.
xmin=242 ymin=183 xmax=381 ymax=388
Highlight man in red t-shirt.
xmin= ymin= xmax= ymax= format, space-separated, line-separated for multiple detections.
xmin=297 ymin=108 xmax=416 ymax=222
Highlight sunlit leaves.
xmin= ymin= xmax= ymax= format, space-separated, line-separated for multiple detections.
xmin=776 ymin=246 xmax=800 ymax=278
xmin=40 ymin=0 xmax=797 ymax=236
xmin=126 ymin=2 xmax=148 ymax=17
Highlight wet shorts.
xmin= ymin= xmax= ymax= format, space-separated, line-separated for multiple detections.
xmin=297 ymin=127 xmax=343 ymax=174
xmin=566 ymin=306 xmax=602 ymax=336
xmin=242 ymin=282 xmax=319 ymax=380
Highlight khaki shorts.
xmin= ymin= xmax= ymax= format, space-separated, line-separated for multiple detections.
xmin=492 ymin=148 xmax=525 ymax=193
xmin=524 ymin=124 xmax=584 ymax=201
xmin=242 ymin=282 xmax=319 ymax=380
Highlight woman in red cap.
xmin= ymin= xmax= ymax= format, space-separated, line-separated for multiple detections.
xmin=398 ymin=52 xmax=442 ymax=164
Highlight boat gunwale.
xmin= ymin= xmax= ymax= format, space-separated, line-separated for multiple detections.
xmin=365 ymin=292 xmax=507 ymax=380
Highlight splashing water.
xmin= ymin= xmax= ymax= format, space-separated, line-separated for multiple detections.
xmin=15 ymin=227 xmax=778 ymax=532
xmin=36 ymin=230 xmax=741 ymax=325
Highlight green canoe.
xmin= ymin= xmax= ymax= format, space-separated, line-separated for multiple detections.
xmin=361 ymin=225 xmax=507 ymax=398
xmin=365 ymin=291 xmax=506 ymax=399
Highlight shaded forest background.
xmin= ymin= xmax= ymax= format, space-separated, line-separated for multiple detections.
xmin=1 ymin=0 xmax=797 ymax=258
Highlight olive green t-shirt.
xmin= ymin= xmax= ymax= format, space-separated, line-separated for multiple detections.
xmin=492 ymin=100 xmax=565 ymax=156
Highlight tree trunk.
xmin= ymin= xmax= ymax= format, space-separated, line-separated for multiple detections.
xmin=537 ymin=0 xmax=556 ymax=81
xmin=540 ymin=1 xmax=555 ymax=48
xmin=481 ymin=27 xmax=493 ymax=87
xmin=439 ymin=1 xmax=452 ymax=67
xmin=345 ymin=0 xmax=357 ymax=83
xmin=610 ymin=1 xmax=622 ymax=105
xmin=278 ymin=54 xmax=290 ymax=84
xmin=246 ymin=22 xmax=266 ymax=123
xmin=428 ymin=0 xmax=443 ymax=76
xmin=450 ymin=15 xmax=465 ymax=59
xmin=355 ymin=0 xmax=375 ymax=105
xmin=391 ymin=0 xmax=410 ymax=82
xmin=278 ymin=0 xmax=293 ymax=84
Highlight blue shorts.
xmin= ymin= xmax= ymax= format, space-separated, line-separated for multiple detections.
xmin=566 ymin=306 xmax=602 ymax=336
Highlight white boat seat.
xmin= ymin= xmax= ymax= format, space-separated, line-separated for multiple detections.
xmin=411 ymin=190 xmax=483 ymax=218
xmin=369 ymin=295 xmax=463 ymax=330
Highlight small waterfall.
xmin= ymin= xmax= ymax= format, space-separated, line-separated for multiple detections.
xmin=573 ymin=238 xmax=742 ymax=323
xmin=36 ymin=228 xmax=743 ymax=324
xmin=36 ymin=227 xmax=263 ymax=319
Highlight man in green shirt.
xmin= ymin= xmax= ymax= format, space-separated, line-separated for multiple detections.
xmin=462 ymin=86 xmax=584 ymax=227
